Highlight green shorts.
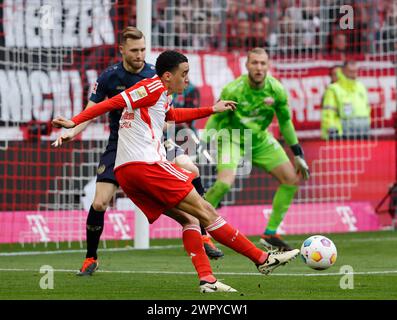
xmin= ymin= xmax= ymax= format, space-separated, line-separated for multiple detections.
xmin=216 ymin=133 xmax=289 ymax=173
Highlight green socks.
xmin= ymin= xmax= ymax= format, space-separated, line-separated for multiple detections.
xmin=265 ymin=184 xmax=298 ymax=234
xmin=204 ymin=180 xmax=231 ymax=208
xmin=205 ymin=181 xmax=297 ymax=234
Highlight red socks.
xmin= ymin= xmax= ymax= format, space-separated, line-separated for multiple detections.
xmin=182 ymin=217 xmax=268 ymax=283
xmin=182 ymin=224 xmax=216 ymax=283
xmin=206 ymin=217 xmax=268 ymax=265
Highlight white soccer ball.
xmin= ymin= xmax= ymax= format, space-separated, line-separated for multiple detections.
xmin=300 ymin=235 xmax=337 ymax=270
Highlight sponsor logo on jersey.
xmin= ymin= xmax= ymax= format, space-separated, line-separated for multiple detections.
xmin=130 ymin=86 xmax=148 ymax=102
xmin=120 ymin=121 xmax=132 ymax=128
xmin=121 ymin=112 xmax=134 ymax=120
xmin=116 ymin=86 xmax=126 ymax=90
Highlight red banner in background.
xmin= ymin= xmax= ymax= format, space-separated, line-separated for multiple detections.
xmin=164 ymin=52 xmax=397 ymax=131
xmin=1 ymin=52 xmax=395 ymax=140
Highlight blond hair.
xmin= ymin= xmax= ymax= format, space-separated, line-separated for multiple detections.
xmin=247 ymin=47 xmax=268 ymax=61
xmin=119 ymin=26 xmax=144 ymax=44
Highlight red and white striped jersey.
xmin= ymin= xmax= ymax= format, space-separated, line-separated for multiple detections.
xmin=71 ymin=75 xmax=214 ymax=169
xmin=117 ymin=76 xmax=169 ymax=166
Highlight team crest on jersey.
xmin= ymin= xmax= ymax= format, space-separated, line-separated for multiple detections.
xmin=264 ymin=97 xmax=275 ymax=106
xmin=130 ymin=86 xmax=148 ymax=102
xmin=97 ymin=164 xmax=106 ymax=175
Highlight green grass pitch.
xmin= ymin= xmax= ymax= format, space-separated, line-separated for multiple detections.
xmin=0 ymin=231 xmax=396 ymax=300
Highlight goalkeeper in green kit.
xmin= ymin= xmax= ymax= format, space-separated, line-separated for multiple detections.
xmin=203 ymin=48 xmax=310 ymax=251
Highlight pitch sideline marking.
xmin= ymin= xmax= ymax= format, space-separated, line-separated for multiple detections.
xmin=1 ymin=236 xmax=396 ymax=257
xmin=0 ymin=245 xmax=181 ymax=257
xmin=0 ymin=267 xmax=396 ymax=277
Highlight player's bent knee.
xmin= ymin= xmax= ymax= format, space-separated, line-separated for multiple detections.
xmin=166 ymin=209 xmax=200 ymax=227
xmin=177 ymin=190 xmax=215 ymax=226
xmin=180 ymin=215 xmax=200 ymax=227
xmin=191 ymin=204 xmax=214 ymax=227
xmin=92 ymin=201 xmax=110 ymax=212
xmin=275 ymin=168 xmax=300 ymax=185
xmin=283 ymin=174 xmax=300 ymax=186
xmin=217 ymin=169 xmax=236 ymax=186
xmin=202 ymin=200 xmax=219 ymax=223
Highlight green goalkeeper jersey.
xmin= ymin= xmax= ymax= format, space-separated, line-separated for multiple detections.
xmin=208 ymin=74 xmax=298 ymax=146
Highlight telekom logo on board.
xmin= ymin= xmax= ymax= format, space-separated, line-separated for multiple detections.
xmin=26 ymin=214 xmax=50 ymax=241
xmin=336 ymin=206 xmax=358 ymax=232
xmin=108 ymin=213 xmax=131 ymax=240
xmin=0 ymin=203 xmax=379 ymax=244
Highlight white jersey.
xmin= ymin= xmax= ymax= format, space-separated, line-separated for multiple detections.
xmin=116 ymin=76 xmax=172 ymax=168
xmin=71 ymin=75 xmax=214 ymax=169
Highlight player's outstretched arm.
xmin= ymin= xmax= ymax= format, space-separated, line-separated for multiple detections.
xmin=212 ymin=100 xmax=237 ymax=113
xmin=52 ymin=116 xmax=76 ymax=129
xmin=52 ymin=93 xmax=126 ymax=130
xmin=166 ymin=100 xmax=237 ymax=124
xmin=52 ymin=101 xmax=97 ymax=147
xmin=52 ymin=122 xmax=89 ymax=147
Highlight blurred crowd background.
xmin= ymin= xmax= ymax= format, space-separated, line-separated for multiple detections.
xmin=139 ymin=0 xmax=397 ymax=59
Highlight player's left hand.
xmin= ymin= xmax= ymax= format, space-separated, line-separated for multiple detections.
xmin=294 ymin=156 xmax=310 ymax=180
xmin=213 ymin=100 xmax=237 ymax=113
xmin=52 ymin=117 xmax=76 ymax=129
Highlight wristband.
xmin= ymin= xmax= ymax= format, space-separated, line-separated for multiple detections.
xmin=290 ymin=144 xmax=304 ymax=157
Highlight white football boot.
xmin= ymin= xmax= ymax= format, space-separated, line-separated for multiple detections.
xmin=257 ymin=249 xmax=300 ymax=275
xmin=199 ymin=280 xmax=237 ymax=293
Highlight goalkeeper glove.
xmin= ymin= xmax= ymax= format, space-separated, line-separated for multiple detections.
xmin=290 ymin=144 xmax=310 ymax=180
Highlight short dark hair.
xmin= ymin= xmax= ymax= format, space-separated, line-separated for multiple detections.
xmin=155 ymin=50 xmax=188 ymax=77
xmin=119 ymin=26 xmax=144 ymax=45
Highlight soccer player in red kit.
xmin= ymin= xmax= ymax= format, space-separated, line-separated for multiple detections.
xmin=53 ymin=50 xmax=299 ymax=292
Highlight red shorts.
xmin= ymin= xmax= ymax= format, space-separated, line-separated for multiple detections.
xmin=114 ymin=161 xmax=195 ymax=224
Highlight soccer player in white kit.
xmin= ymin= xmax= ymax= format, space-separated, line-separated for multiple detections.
xmin=53 ymin=50 xmax=300 ymax=292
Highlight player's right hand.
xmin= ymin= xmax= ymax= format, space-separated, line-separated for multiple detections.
xmin=52 ymin=117 xmax=76 ymax=129
xmin=52 ymin=131 xmax=75 ymax=147
xmin=294 ymin=156 xmax=310 ymax=181
xmin=213 ymin=100 xmax=237 ymax=113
